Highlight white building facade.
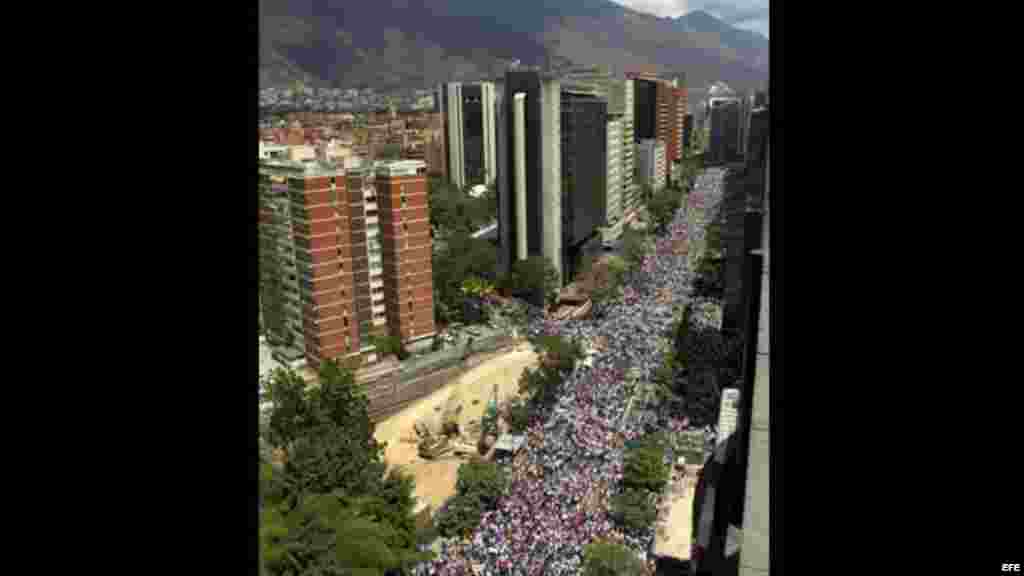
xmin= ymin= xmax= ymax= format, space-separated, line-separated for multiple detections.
xmin=636 ymin=139 xmax=666 ymax=194
xmin=605 ymin=118 xmax=623 ymax=240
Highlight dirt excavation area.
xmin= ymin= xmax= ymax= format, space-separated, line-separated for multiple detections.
xmin=372 ymin=344 xmax=539 ymax=511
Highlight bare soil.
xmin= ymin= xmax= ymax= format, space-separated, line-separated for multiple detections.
xmin=372 ymin=344 xmax=539 ymax=511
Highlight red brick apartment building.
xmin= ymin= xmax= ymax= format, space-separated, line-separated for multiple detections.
xmin=259 ymin=158 xmax=435 ymax=369
xmin=672 ymin=86 xmax=687 ymax=160
xmin=629 ymin=70 xmax=687 ymax=178
xmin=375 ymin=161 xmax=435 ymax=345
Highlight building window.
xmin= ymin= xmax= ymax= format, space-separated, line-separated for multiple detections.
xmin=344 ymin=317 xmax=349 ymax=328
xmin=401 ymin=195 xmax=407 ymax=208
xmin=408 ymin=301 xmax=413 ymax=312
xmin=403 ymin=222 xmax=408 ymax=232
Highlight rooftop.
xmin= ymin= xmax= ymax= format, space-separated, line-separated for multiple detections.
xmin=259 ymin=158 xmax=345 ymax=177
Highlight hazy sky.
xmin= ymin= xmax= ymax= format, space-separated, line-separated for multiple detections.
xmin=611 ymin=0 xmax=770 ymax=39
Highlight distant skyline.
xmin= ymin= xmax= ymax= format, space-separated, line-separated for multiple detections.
xmin=611 ymin=0 xmax=770 ymax=39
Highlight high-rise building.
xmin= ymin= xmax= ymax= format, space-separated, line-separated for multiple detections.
xmin=497 ymin=70 xmax=562 ymax=285
xmin=655 ymin=80 xmax=672 ymax=177
xmin=631 ymin=74 xmax=684 ymax=188
xmin=633 ymin=78 xmax=657 ymax=142
xmin=709 ymin=99 xmax=742 ymax=164
xmin=672 ymin=86 xmax=687 ymax=161
xmin=636 ymin=139 xmax=666 ymax=195
xmin=439 ymin=82 xmax=497 ymax=190
xmin=560 ymin=90 xmax=607 ymax=283
xmin=376 ymin=160 xmax=436 ymax=347
xmin=259 ymin=160 xmax=361 ymax=368
xmin=608 ymin=78 xmax=638 ymax=221
xmin=738 ymin=92 xmax=757 ymax=161
xmin=259 ymin=158 xmax=434 ymax=369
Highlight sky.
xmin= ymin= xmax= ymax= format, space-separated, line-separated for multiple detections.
xmin=610 ymin=0 xmax=770 ymax=39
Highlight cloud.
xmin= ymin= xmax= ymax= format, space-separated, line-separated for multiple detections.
xmin=610 ymin=0 xmax=686 ymax=18
xmin=612 ymin=0 xmax=768 ymax=22
xmin=611 ymin=0 xmax=769 ymax=37
xmin=693 ymin=1 xmax=769 ymax=24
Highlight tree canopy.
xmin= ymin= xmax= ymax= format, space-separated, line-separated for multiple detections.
xmin=435 ymin=460 xmax=508 ymax=538
xmin=428 ymin=177 xmax=494 ymax=237
xmin=518 ymin=334 xmax=583 ymax=413
xmin=432 ymin=228 xmax=498 ymax=325
xmin=261 ymin=361 xmax=432 ymax=575
xmin=622 ymin=435 xmax=670 ymax=494
xmin=581 ymin=541 xmax=647 ymax=576
xmin=499 ymin=255 xmax=561 ymax=309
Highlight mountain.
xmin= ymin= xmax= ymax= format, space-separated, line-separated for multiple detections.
xmin=673 ymin=10 xmax=769 ymax=72
xmin=259 ymin=0 xmax=769 ymax=94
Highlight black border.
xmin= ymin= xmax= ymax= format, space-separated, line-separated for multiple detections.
xmin=252 ymin=2 xmax=261 ymax=575
xmin=769 ymin=0 xmax=782 ymax=574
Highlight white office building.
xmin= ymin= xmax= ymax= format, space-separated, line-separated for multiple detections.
xmin=439 ymin=82 xmax=497 ymax=190
xmin=636 ymin=139 xmax=666 ymax=194
xmin=605 ymin=118 xmax=623 ymax=240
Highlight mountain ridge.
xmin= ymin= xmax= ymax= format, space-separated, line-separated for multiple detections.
xmin=259 ymin=1 xmax=769 ymax=93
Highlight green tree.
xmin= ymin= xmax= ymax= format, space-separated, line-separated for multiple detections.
xmin=261 ymin=491 xmax=430 ymax=576
xmin=369 ymin=334 xmax=410 ymax=361
xmin=621 ymin=225 xmax=648 ymax=270
xmin=611 ymin=488 xmax=658 ymax=532
xmin=435 ymin=459 xmax=508 ymax=538
xmin=623 ymin=437 xmax=669 ymax=494
xmin=505 ymin=256 xmax=560 ymax=309
xmin=428 ymin=178 xmax=495 ymax=238
xmin=265 ymin=368 xmax=317 ymax=459
xmin=576 ymin=254 xmax=625 ymax=308
xmin=705 ymin=222 xmax=722 ymax=255
xmin=435 ymin=492 xmax=484 ymax=539
xmin=692 ymin=254 xmax=725 ymax=299
xmin=504 ymin=398 xmax=532 ymax=434
xmin=262 ymin=360 xmax=432 ymax=575
xmin=581 ymin=541 xmax=646 ymax=576
xmin=518 ymin=335 xmax=583 ymax=410
xmin=647 ymin=189 xmax=676 ymax=234
xmin=432 ymin=229 xmax=498 ymax=325
xmin=455 ymin=460 xmax=507 ymax=510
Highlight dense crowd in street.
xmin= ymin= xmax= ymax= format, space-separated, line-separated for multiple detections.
xmin=418 ymin=169 xmax=728 ymax=576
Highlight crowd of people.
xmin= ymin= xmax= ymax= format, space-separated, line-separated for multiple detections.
xmin=417 ymin=169 xmax=729 ymax=576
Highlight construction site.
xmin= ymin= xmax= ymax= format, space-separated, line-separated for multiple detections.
xmin=372 ymin=343 xmax=538 ymax=514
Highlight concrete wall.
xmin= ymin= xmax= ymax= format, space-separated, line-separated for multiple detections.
xmin=541 ymin=79 xmax=562 ymax=286
xmin=482 ymin=82 xmax=497 ymax=186
xmin=444 ymin=84 xmax=466 ymax=189
xmin=366 ymin=334 xmax=518 ymax=421
xmin=514 ymin=94 xmax=528 ymax=261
